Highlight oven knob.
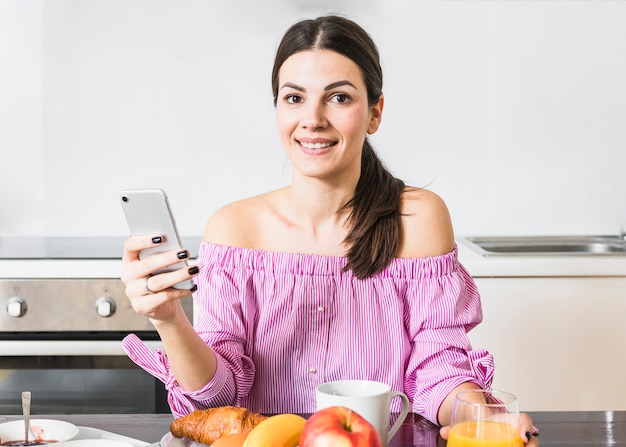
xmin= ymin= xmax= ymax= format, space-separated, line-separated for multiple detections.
xmin=7 ymin=296 xmax=27 ymax=317
xmin=95 ymin=296 xmax=117 ymax=317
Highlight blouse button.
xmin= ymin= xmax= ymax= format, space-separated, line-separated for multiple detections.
xmin=317 ymin=306 xmax=325 ymax=313
xmin=309 ymin=367 xmax=318 ymax=374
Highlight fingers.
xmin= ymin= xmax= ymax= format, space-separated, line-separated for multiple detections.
xmin=526 ymin=434 xmax=540 ymax=446
xmin=141 ymin=266 xmax=199 ymax=295
xmin=130 ymin=285 xmax=192 ymax=317
xmin=120 ymin=235 xmax=200 ymax=321
xmin=126 ymin=270 xmax=197 ymax=319
xmin=520 ymin=413 xmax=539 ymax=445
xmin=122 ymin=234 xmax=164 ymax=263
xmin=524 ymin=430 xmax=540 ymax=445
xmin=143 ymin=277 xmax=158 ymax=294
xmin=122 ymin=235 xmax=195 ymax=286
xmin=438 ymin=426 xmax=450 ymax=440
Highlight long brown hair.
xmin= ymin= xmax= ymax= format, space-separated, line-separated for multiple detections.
xmin=272 ymin=15 xmax=405 ymax=279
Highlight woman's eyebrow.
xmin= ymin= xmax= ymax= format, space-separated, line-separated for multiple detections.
xmin=325 ymin=80 xmax=357 ymax=91
xmin=279 ymin=80 xmax=358 ymax=92
xmin=280 ymin=82 xmax=304 ymax=92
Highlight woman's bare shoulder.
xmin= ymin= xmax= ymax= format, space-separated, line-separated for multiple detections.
xmin=203 ymin=190 xmax=279 ymax=246
xmin=398 ymin=187 xmax=455 ymax=258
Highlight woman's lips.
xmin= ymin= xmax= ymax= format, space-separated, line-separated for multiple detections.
xmin=297 ymin=139 xmax=337 ymax=154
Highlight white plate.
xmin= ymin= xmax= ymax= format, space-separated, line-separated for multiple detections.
xmin=54 ymin=440 xmax=135 ymax=447
xmin=0 ymin=419 xmax=79 ymax=444
xmin=159 ymin=432 xmax=208 ymax=447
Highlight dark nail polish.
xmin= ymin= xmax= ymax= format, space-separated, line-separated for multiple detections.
xmin=188 ymin=266 xmax=199 ymax=275
xmin=525 ymin=432 xmax=532 ymax=442
xmin=190 ymin=284 xmax=198 ymax=292
xmin=152 ymin=236 xmax=163 ymax=244
xmin=177 ymin=250 xmax=189 ymax=259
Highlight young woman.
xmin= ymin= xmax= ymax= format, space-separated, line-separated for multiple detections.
xmin=121 ymin=15 xmax=537 ymax=444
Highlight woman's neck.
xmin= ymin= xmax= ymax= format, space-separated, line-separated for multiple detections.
xmin=286 ymin=177 xmax=355 ymax=228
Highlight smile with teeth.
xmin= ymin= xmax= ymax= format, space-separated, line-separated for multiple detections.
xmin=299 ymin=141 xmax=336 ymax=149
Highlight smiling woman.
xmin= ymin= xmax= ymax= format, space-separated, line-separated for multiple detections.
xmin=275 ymin=49 xmax=382 ymax=208
xmin=119 ymin=14 xmax=537 ymax=445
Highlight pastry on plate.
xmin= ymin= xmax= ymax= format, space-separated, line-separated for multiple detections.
xmin=170 ymin=406 xmax=267 ymax=445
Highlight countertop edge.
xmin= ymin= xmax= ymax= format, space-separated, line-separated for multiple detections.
xmin=457 ymin=239 xmax=626 ymax=277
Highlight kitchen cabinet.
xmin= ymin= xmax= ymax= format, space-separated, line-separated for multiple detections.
xmin=467 ymin=276 xmax=626 ymax=411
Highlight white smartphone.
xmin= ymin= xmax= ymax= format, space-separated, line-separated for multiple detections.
xmin=120 ymin=188 xmax=194 ymax=290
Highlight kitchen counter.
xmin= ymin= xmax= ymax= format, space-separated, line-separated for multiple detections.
xmin=1 ymin=411 xmax=624 ymax=446
xmin=459 ymin=237 xmax=626 ymax=411
xmin=456 ymin=237 xmax=626 ymax=277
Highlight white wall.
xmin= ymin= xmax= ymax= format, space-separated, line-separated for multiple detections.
xmin=1 ymin=0 xmax=625 ymax=238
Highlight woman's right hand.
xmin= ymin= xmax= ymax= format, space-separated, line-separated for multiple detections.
xmin=121 ymin=234 xmax=199 ymax=322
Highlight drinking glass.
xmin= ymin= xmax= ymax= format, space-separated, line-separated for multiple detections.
xmin=447 ymin=389 xmax=523 ymax=447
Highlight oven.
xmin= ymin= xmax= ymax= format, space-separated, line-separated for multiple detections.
xmin=0 ymin=237 xmax=200 ymax=414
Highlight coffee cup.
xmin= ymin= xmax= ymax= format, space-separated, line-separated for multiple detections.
xmin=316 ymin=379 xmax=410 ymax=445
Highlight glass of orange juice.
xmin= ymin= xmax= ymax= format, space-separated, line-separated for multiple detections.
xmin=447 ymin=389 xmax=523 ymax=447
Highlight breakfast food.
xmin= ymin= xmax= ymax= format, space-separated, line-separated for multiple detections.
xmin=170 ymin=406 xmax=268 ymax=445
xmin=241 ymin=413 xmax=307 ymax=447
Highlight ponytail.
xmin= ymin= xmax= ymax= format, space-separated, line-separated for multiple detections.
xmin=342 ymin=140 xmax=405 ymax=279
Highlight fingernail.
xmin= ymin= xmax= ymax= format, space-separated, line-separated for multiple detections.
xmin=152 ymin=236 xmax=163 ymax=244
xmin=177 ymin=250 xmax=189 ymax=259
xmin=191 ymin=284 xmax=198 ymax=292
xmin=188 ymin=266 xmax=199 ymax=275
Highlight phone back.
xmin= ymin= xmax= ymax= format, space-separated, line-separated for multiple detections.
xmin=120 ymin=188 xmax=183 ymax=258
xmin=120 ymin=188 xmax=194 ymax=290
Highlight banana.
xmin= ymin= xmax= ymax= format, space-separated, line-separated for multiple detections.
xmin=242 ymin=413 xmax=307 ymax=447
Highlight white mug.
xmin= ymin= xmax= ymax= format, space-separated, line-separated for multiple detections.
xmin=316 ymin=379 xmax=410 ymax=445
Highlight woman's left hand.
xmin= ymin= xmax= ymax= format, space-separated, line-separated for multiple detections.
xmin=439 ymin=412 xmax=539 ymax=445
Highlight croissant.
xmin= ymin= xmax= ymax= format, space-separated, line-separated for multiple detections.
xmin=170 ymin=406 xmax=268 ymax=445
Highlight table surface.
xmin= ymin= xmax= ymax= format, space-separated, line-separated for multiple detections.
xmin=1 ymin=411 xmax=625 ymax=446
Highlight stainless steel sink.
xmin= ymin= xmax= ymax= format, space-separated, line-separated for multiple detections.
xmin=460 ymin=235 xmax=626 ymax=256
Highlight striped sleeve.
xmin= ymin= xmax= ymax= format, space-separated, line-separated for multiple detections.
xmin=122 ymin=333 xmax=240 ymax=417
xmin=403 ymin=261 xmax=494 ymax=423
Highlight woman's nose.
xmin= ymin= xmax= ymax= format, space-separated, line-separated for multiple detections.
xmin=301 ymin=102 xmax=327 ymax=129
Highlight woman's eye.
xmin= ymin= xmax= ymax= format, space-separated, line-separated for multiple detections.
xmin=284 ymin=94 xmax=303 ymax=104
xmin=330 ymin=93 xmax=352 ymax=104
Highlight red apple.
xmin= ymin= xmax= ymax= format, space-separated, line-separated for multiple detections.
xmin=299 ymin=406 xmax=383 ymax=447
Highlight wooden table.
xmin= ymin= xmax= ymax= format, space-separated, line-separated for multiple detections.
xmin=1 ymin=411 xmax=625 ymax=446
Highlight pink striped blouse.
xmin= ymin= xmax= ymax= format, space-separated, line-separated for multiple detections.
xmin=122 ymin=242 xmax=494 ymax=424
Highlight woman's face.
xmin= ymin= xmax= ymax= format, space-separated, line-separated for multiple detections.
xmin=276 ymin=49 xmax=383 ymax=183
